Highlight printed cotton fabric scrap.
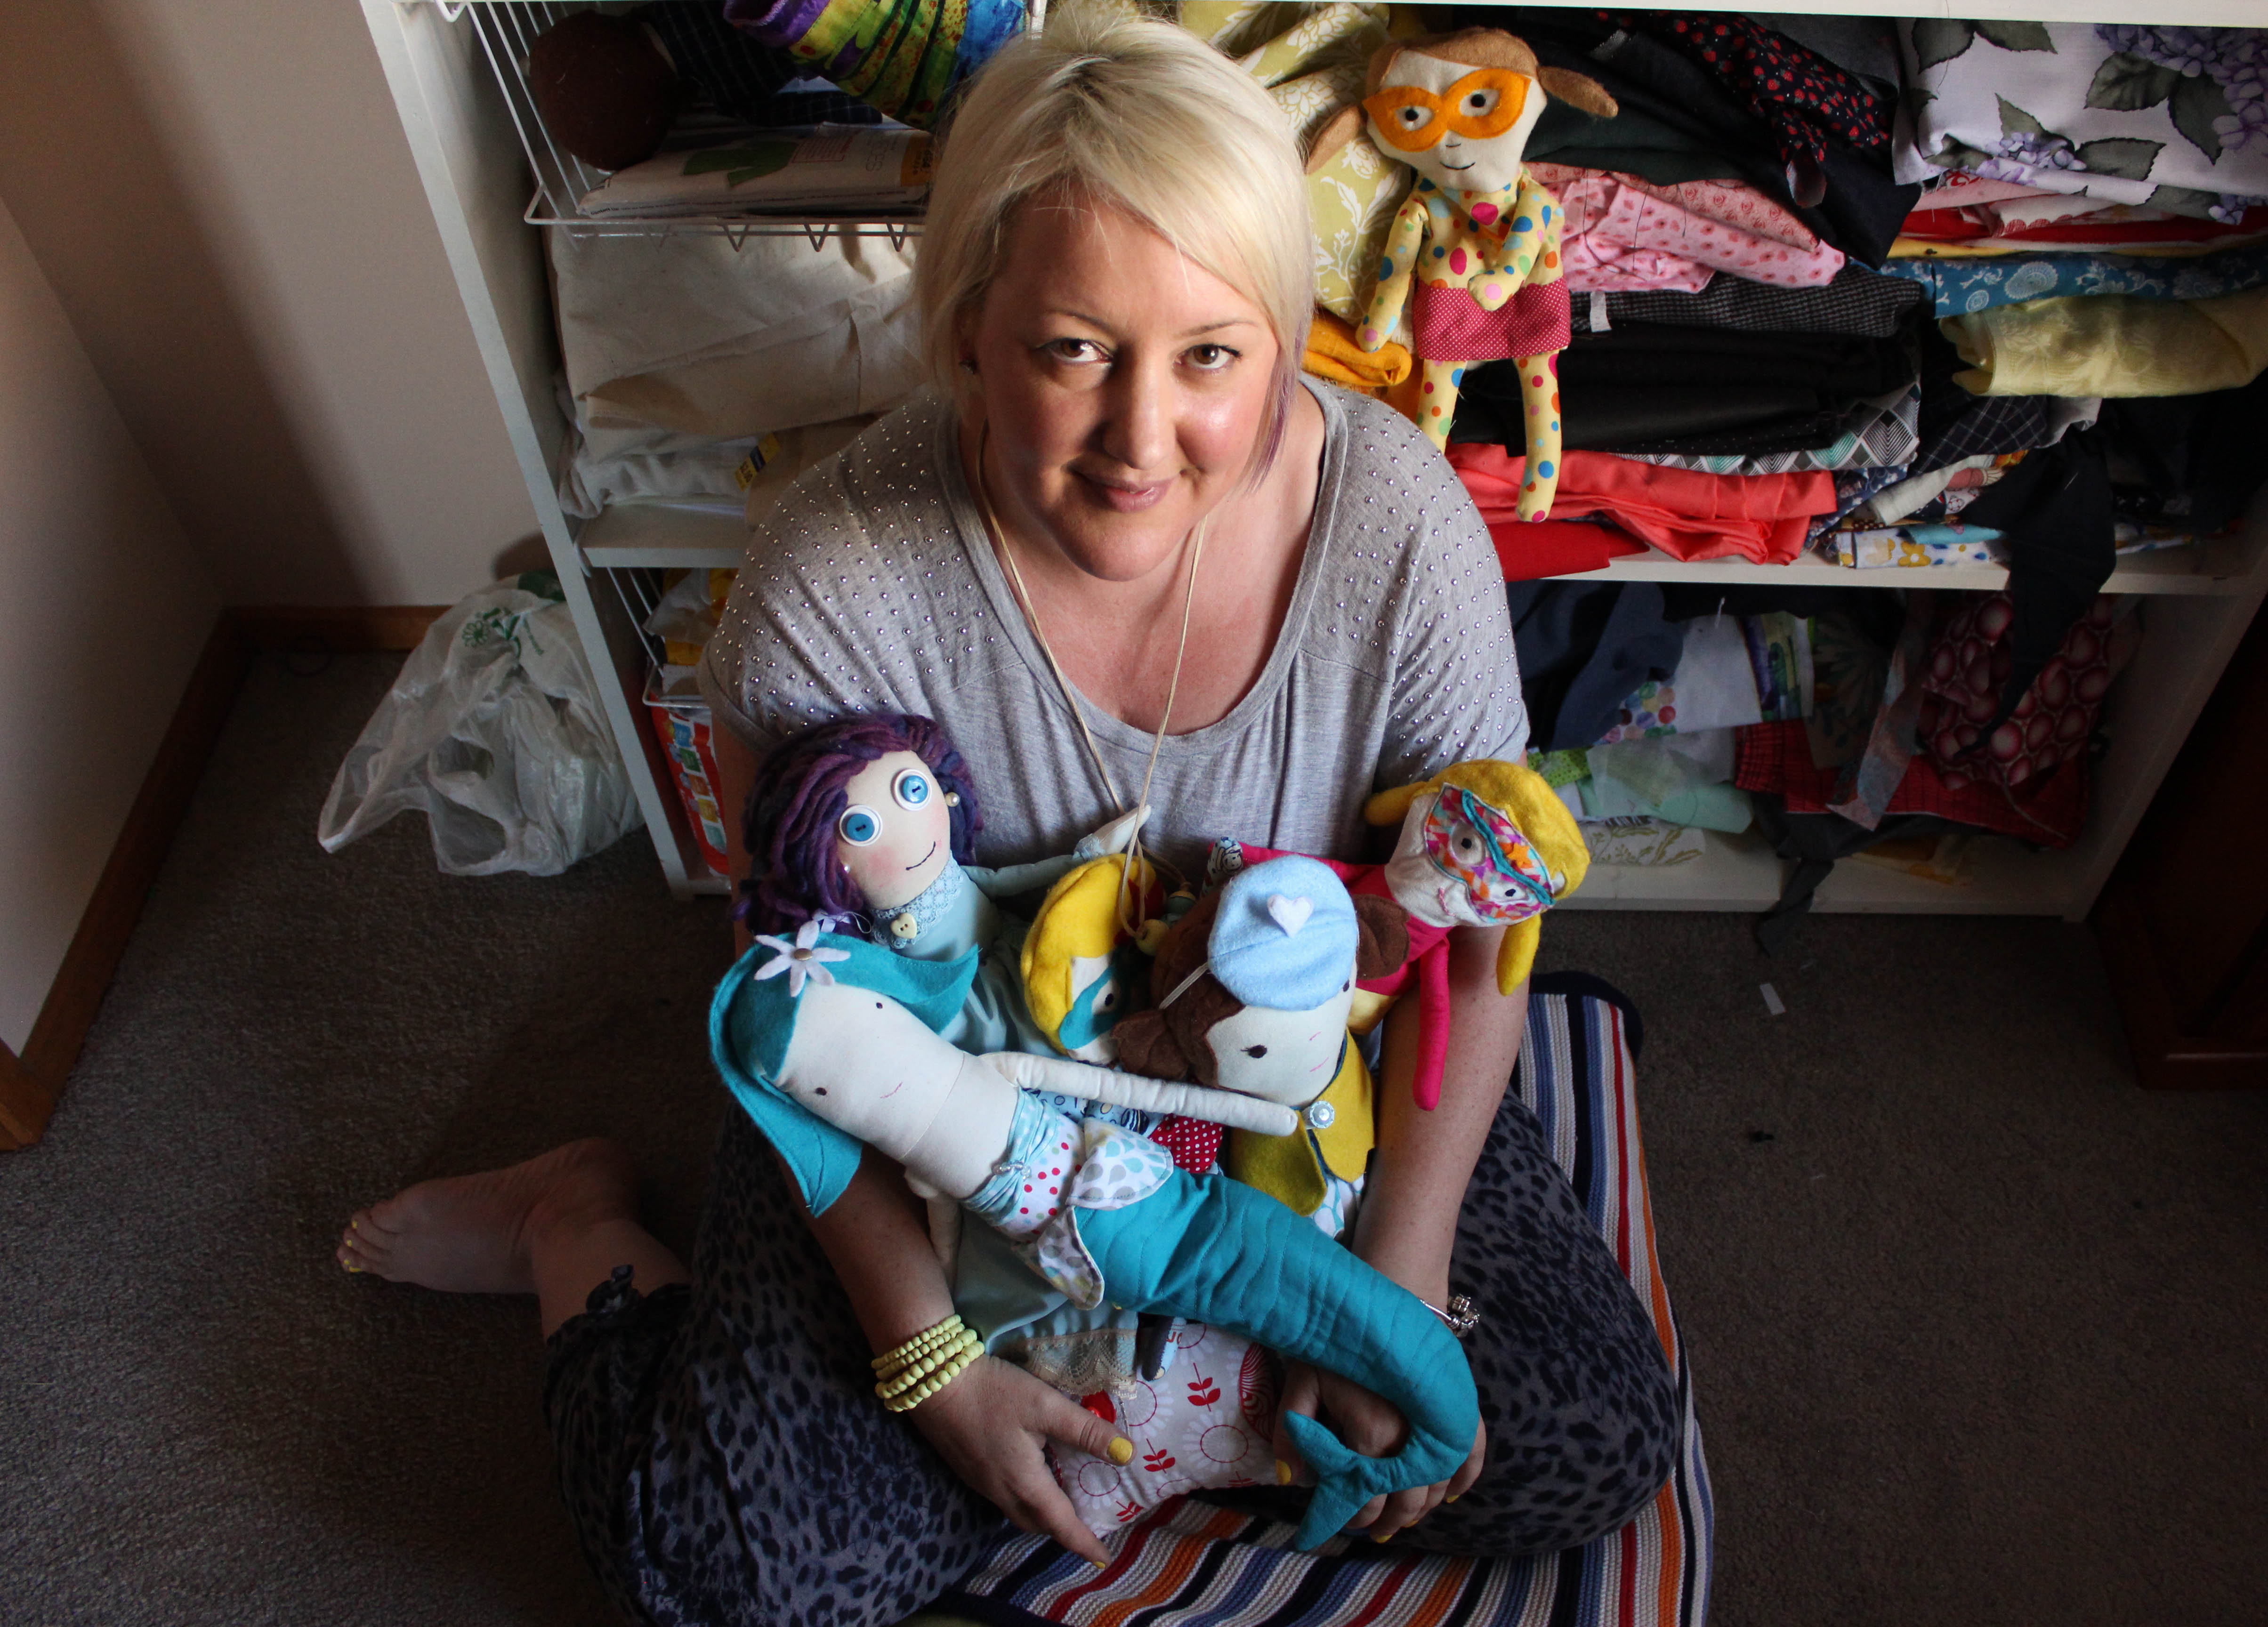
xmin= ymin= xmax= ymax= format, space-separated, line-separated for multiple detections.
xmin=1893 ymin=23 xmax=2268 ymax=224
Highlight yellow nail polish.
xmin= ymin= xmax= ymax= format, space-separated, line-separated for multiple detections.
xmin=1091 ymin=1558 xmax=1108 ymax=1571
xmin=1107 ymin=1436 xmax=1133 ymax=1466
xmin=1445 ymin=1493 xmax=1460 ymax=1503
xmin=1275 ymin=1459 xmax=1294 ymax=1486
xmin=1372 ymin=1529 xmax=1392 ymax=1544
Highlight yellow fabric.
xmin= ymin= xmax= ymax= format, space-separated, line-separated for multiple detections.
xmin=1178 ymin=4 xmax=1413 ymax=324
xmin=1944 ymin=285 xmax=2268 ymax=398
xmin=1347 ymin=985 xmax=1396 ymax=1035
xmin=1891 ymin=235 xmax=2265 ymax=259
xmin=1304 ymin=307 xmax=1412 ymax=395
xmin=1364 ymin=759 xmax=1589 ymax=994
xmin=1020 ymin=854 xmax=1156 ymax=1054
xmin=1227 ymin=1036 xmax=1374 ymax=1216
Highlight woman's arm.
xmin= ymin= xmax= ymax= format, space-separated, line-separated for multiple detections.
xmin=1275 ymin=922 xmax=1526 ymax=1538
xmin=718 ymin=731 xmax=1126 ymax=1563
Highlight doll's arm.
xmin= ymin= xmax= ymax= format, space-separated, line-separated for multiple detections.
xmin=980 ymin=1050 xmax=1299 ymax=1138
xmin=972 ymin=806 xmax=1151 ymax=898
xmin=1411 ymin=938 xmax=1453 ymax=1111
xmin=1358 ymin=192 xmax=1429 ymax=352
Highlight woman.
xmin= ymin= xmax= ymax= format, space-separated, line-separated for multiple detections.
xmin=338 ymin=12 xmax=1678 ymax=1623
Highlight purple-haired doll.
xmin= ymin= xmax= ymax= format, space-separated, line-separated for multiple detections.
xmin=741 ymin=713 xmax=1144 ymax=1055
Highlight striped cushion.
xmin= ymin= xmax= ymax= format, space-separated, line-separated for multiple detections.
xmin=934 ymin=974 xmax=1714 ymax=1627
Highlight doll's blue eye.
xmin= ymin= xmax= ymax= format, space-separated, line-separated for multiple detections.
xmin=892 ymin=770 xmax=931 ymax=810
xmin=839 ymin=806 xmax=881 ymax=846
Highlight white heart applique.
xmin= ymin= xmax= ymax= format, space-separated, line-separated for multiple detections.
xmin=1265 ymin=894 xmax=1314 ymax=937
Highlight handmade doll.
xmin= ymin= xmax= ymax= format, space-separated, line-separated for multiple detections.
xmin=1212 ymin=758 xmax=1589 ymax=1118
xmin=1309 ymin=29 xmax=1616 ymax=515
xmin=708 ymin=926 xmax=1479 ymax=1551
xmin=740 ymin=714 xmax=1155 ymax=1061
xmin=1113 ymin=856 xmax=1410 ymax=1231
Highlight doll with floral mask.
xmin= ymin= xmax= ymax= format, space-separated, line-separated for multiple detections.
xmin=740 ymin=714 xmax=1155 ymax=1065
xmin=1306 ymin=29 xmax=1616 ymax=515
xmin=1210 ymin=758 xmax=1589 ymax=1118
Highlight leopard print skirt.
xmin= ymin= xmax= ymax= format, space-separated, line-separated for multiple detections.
xmin=543 ymin=1088 xmax=1679 ymax=1626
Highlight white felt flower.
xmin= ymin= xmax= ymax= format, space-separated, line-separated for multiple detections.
xmin=752 ymin=918 xmax=850 ymax=997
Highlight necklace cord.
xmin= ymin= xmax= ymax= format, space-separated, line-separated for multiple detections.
xmin=975 ymin=426 xmax=1201 ymax=930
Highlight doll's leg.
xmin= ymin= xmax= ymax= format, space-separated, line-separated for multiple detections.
xmin=1413 ymin=356 xmax=1463 ymax=451
xmin=1395 ymin=1081 xmax=1680 ymax=1558
xmin=1512 ymin=351 xmax=1563 ymax=522
xmin=545 ymin=1110 xmax=1002 ymax=1626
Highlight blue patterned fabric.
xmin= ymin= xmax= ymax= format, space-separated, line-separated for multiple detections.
xmin=1882 ymin=244 xmax=2268 ymax=314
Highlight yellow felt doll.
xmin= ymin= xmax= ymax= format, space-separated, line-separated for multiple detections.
xmin=1309 ymin=29 xmax=1616 ymax=518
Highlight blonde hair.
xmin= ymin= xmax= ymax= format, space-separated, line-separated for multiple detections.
xmin=916 ymin=4 xmax=1313 ymax=465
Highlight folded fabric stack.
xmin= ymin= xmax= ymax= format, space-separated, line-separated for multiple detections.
xmin=1840 ymin=21 xmax=2268 ymax=579
xmin=1429 ymin=8 xmax=1927 ymax=579
xmin=547 ymin=225 xmax=919 ymax=517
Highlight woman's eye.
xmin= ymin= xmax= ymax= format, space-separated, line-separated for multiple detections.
xmin=1243 ymin=1045 xmax=1268 ymax=1058
xmin=839 ymin=805 xmax=881 ymax=846
xmin=892 ymin=769 xmax=931 ymax=809
xmin=1044 ymin=338 xmax=1105 ymax=364
xmin=1186 ymin=343 xmax=1239 ymax=372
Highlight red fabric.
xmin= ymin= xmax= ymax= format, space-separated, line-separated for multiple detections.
xmin=1413 ymin=279 xmax=1572 ymax=362
xmin=1734 ymin=719 xmax=2088 ymax=847
xmin=1998 ymin=208 xmax=2268 ymax=247
xmin=1148 ymin=1116 xmax=1222 ymax=1176
xmin=1918 ymin=593 xmax=2115 ymax=797
xmin=1482 ymin=518 xmax=1647 ymax=581
xmin=1448 ymin=442 xmax=1836 ymax=565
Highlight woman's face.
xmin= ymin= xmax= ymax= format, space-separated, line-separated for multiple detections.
xmin=958 ymin=192 xmax=1282 ymax=583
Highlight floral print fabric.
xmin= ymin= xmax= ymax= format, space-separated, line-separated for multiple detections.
xmin=1893 ymin=23 xmax=2268 ymax=226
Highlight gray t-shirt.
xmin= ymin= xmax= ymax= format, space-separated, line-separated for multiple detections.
xmin=700 ymin=382 xmax=1526 ymax=875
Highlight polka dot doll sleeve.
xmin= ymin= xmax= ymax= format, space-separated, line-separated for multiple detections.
xmin=1359 ymin=191 xmax=1430 ymax=354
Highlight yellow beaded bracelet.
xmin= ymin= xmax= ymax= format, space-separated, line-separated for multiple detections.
xmin=880 ymin=1343 xmax=981 ymax=1413
xmin=874 ymin=1329 xmax=978 ymax=1385
xmin=875 ymin=1332 xmax=981 ymax=1399
xmin=871 ymin=1315 xmax=966 ymax=1375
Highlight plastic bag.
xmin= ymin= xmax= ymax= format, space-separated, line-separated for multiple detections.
xmin=318 ymin=571 xmax=644 ymax=876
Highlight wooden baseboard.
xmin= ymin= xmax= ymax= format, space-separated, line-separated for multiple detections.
xmin=2095 ymin=871 xmax=2268 ymax=1091
xmin=0 ymin=604 xmax=444 ymax=1148
xmin=229 ymin=604 xmax=447 ymax=653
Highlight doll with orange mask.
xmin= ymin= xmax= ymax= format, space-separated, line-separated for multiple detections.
xmin=1307 ymin=30 xmax=1616 ymax=515
xmin=1209 ymin=759 xmax=1588 ymax=1123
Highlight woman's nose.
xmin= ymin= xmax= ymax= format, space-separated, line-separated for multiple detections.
xmin=1098 ymin=353 xmax=1177 ymax=475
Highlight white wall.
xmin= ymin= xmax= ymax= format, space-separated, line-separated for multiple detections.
xmin=0 ymin=0 xmax=538 ymax=610
xmin=0 ymin=196 xmax=221 ymax=1052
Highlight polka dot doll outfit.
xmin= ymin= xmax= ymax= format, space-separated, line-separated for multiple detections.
xmin=1362 ymin=170 xmax=1574 ymax=515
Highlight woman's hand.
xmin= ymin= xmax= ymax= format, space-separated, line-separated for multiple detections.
xmin=908 ymin=1354 xmax=1134 ymax=1567
xmin=1273 ymin=1361 xmax=1486 ymax=1539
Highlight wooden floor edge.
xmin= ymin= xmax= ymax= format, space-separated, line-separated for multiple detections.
xmin=1 ymin=615 xmax=256 ymax=1148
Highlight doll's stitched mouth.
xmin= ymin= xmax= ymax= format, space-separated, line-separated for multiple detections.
xmin=907 ymin=841 xmax=937 ymax=871
xmin=1441 ymin=158 xmax=1475 ymax=170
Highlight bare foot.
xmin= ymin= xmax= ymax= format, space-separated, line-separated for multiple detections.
xmin=339 ymin=1138 xmax=637 ymax=1294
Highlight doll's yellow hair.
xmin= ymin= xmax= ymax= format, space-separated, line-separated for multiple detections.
xmin=1363 ymin=759 xmax=1588 ymax=993
xmin=1021 ymin=854 xmax=1158 ymax=1053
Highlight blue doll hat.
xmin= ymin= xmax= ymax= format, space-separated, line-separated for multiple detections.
xmin=1207 ymin=856 xmax=1358 ymax=1012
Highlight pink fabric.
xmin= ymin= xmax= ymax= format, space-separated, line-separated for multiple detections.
xmin=1412 ymin=279 xmax=1571 ymax=362
xmin=1543 ymin=171 xmax=1847 ymax=293
xmin=1528 ymin=163 xmax=1821 ymax=249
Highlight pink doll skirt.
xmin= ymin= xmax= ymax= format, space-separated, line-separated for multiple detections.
xmin=1413 ymin=279 xmax=1572 ymax=362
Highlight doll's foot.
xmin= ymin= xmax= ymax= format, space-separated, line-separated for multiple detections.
xmin=337 ymin=1137 xmax=637 ymax=1294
